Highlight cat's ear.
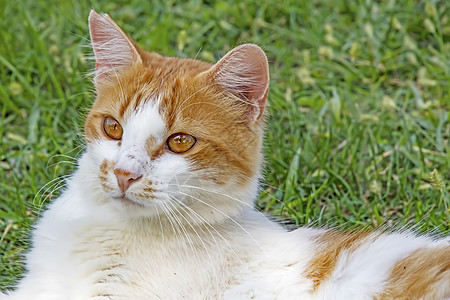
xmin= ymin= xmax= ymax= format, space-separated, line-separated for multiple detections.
xmin=88 ymin=10 xmax=142 ymax=82
xmin=208 ymin=44 xmax=269 ymax=121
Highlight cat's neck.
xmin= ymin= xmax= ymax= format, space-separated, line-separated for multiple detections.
xmin=54 ymin=172 xmax=279 ymax=254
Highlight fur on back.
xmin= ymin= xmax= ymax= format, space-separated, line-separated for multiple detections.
xmin=2 ymin=10 xmax=449 ymax=300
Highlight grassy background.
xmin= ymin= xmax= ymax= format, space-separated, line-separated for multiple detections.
xmin=1 ymin=0 xmax=449 ymax=290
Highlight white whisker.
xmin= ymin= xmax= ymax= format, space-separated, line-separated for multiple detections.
xmin=160 ymin=201 xmax=196 ymax=256
xmin=166 ymin=197 xmax=216 ymax=271
xmin=33 ymin=175 xmax=70 ymax=213
xmin=153 ymin=204 xmax=165 ymax=242
xmin=170 ymin=190 xmax=261 ymax=249
xmin=168 ymin=195 xmax=242 ymax=264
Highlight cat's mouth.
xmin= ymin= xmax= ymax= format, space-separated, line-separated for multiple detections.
xmin=116 ymin=195 xmax=145 ymax=208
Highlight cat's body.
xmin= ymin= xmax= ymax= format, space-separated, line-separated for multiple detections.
xmin=2 ymin=10 xmax=449 ymax=300
xmin=8 ymin=171 xmax=450 ymax=300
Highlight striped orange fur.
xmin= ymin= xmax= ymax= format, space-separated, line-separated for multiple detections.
xmin=376 ymin=246 xmax=450 ymax=299
xmin=304 ymin=230 xmax=374 ymax=291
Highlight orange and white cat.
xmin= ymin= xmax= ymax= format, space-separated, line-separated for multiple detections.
xmin=2 ymin=10 xmax=449 ymax=300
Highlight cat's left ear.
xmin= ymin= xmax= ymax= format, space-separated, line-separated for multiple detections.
xmin=207 ymin=44 xmax=269 ymax=121
xmin=89 ymin=10 xmax=142 ymax=83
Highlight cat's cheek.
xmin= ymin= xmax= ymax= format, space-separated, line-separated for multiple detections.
xmin=152 ymin=154 xmax=197 ymax=196
xmin=83 ymin=140 xmax=122 ymax=194
xmin=88 ymin=140 xmax=121 ymax=163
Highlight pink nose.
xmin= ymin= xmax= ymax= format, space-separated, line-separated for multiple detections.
xmin=114 ymin=169 xmax=142 ymax=193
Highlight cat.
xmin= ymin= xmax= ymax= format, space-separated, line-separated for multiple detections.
xmin=1 ymin=10 xmax=449 ymax=300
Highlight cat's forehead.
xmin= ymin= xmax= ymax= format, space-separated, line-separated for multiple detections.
xmin=122 ymin=96 xmax=165 ymax=145
xmin=97 ymin=58 xmax=210 ymax=113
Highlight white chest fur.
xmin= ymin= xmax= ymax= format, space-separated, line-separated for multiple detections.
xmin=11 ymin=185 xmax=314 ymax=300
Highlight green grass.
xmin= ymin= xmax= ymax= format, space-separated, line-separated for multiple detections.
xmin=1 ymin=0 xmax=449 ymax=290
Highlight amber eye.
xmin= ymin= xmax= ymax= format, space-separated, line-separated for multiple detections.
xmin=167 ymin=133 xmax=196 ymax=153
xmin=103 ymin=117 xmax=123 ymax=140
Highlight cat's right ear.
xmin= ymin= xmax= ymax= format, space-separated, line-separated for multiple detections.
xmin=89 ymin=10 xmax=142 ymax=83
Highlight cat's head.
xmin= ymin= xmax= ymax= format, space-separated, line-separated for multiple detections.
xmin=81 ymin=10 xmax=269 ymax=223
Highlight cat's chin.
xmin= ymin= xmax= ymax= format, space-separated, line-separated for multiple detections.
xmin=117 ymin=195 xmax=145 ymax=208
xmin=110 ymin=195 xmax=160 ymax=218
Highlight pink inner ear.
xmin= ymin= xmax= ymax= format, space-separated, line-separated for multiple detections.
xmin=89 ymin=10 xmax=141 ymax=82
xmin=211 ymin=44 xmax=270 ymax=121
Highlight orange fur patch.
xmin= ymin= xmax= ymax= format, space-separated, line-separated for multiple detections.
xmin=375 ymin=246 xmax=450 ymax=299
xmin=304 ymin=230 xmax=374 ymax=291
